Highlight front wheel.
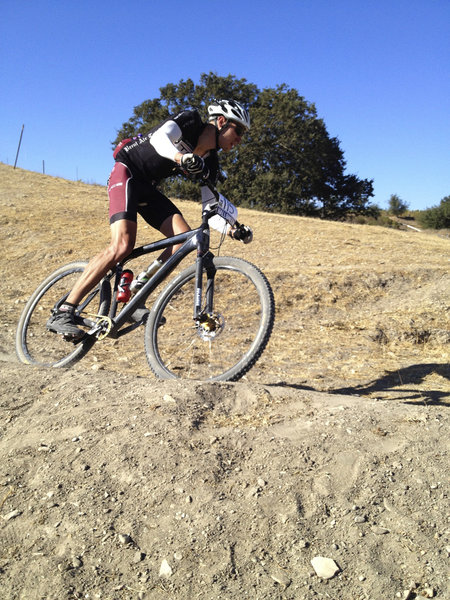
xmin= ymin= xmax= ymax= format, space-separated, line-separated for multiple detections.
xmin=15 ymin=262 xmax=111 ymax=368
xmin=144 ymin=256 xmax=275 ymax=381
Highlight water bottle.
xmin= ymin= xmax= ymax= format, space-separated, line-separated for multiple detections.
xmin=130 ymin=259 xmax=162 ymax=295
xmin=117 ymin=269 xmax=133 ymax=302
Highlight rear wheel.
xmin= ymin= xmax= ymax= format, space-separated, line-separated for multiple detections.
xmin=144 ymin=256 xmax=274 ymax=381
xmin=15 ymin=262 xmax=111 ymax=368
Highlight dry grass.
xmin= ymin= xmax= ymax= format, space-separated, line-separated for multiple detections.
xmin=1 ymin=163 xmax=449 ymax=402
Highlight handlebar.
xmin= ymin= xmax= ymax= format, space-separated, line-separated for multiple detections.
xmin=178 ymin=168 xmax=252 ymax=242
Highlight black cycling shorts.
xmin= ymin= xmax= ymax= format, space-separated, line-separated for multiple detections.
xmin=107 ymin=162 xmax=182 ymax=230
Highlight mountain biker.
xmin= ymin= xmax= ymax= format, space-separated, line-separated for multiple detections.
xmin=46 ymin=99 xmax=252 ymax=338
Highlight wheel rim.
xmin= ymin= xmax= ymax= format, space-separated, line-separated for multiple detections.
xmin=18 ymin=267 xmax=103 ymax=367
xmin=148 ymin=265 xmax=269 ymax=381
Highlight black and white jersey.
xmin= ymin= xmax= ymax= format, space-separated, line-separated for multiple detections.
xmin=114 ymin=109 xmax=220 ymax=184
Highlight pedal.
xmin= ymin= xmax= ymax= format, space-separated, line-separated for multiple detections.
xmin=85 ymin=314 xmax=113 ymax=340
xmin=47 ymin=325 xmax=84 ymax=342
xmin=62 ymin=332 xmax=85 ymax=344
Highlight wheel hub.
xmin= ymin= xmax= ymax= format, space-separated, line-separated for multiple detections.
xmin=196 ymin=313 xmax=225 ymax=340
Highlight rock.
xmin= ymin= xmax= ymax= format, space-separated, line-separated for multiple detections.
xmin=163 ymin=394 xmax=176 ymax=404
xmin=118 ymin=533 xmax=133 ymax=545
xmin=270 ymin=569 xmax=291 ymax=587
xmin=371 ymin=525 xmax=390 ymax=535
xmin=57 ymin=560 xmax=70 ymax=572
xmin=38 ymin=444 xmax=51 ymax=452
xmin=3 ymin=510 xmax=22 ymax=521
xmin=159 ymin=559 xmax=173 ymax=578
xmin=134 ymin=551 xmax=146 ymax=563
xmin=310 ymin=556 xmax=340 ymax=579
xmin=71 ymin=557 xmax=83 ymax=569
xmin=247 ymin=486 xmax=261 ymax=498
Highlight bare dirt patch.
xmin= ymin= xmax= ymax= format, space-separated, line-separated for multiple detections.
xmin=1 ymin=163 xmax=449 ymax=599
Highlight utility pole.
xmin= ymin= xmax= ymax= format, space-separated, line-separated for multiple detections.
xmin=14 ymin=124 xmax=25 ymax=169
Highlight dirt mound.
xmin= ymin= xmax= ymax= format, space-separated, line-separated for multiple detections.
xmin=1 ymin=164 xmax=449 ymax=599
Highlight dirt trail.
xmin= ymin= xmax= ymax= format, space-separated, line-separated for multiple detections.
xmin=0 ymin=164 xmax=449 ymax=599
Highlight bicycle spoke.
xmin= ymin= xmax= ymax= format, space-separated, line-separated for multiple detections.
xmin=16 ymin=263 xmax=111 ymax=367
xmin=145 ymin=259 xmax=272 ymax=381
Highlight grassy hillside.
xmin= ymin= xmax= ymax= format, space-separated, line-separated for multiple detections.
xmin=1 ymin=163 xmax=449 ymax=600
xmin=2 ymin=163 xmax=448 ymax=398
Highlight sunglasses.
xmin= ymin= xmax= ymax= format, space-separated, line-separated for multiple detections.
xmin=229 ymin=122 xmax=247 ymax=137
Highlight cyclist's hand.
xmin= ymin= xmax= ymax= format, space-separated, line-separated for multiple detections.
xmin=181 ymin=153 xmax=206 ymax=176
xmin=231 ymin=224 xmax=253 ymax=244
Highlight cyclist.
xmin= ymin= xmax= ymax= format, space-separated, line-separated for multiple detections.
xmin=47 ymin=99 xmax=251 ymax=338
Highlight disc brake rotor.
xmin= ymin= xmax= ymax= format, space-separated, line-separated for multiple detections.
xmin=196 ymin=313 xmax=225 ymax=340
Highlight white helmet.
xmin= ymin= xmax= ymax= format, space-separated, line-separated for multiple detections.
xmin=207 ymin=99 xmax=250 ymax=131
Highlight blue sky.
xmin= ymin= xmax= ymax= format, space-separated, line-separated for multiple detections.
xmin=1 ymin=0 xmax=449 ymax=211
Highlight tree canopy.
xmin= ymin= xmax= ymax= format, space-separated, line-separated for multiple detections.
xmin=114 ymin=73 xmax=375 ymax=219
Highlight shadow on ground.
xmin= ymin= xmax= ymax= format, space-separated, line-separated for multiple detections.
xmin=331 ymin=363 xmax=450 ymax=406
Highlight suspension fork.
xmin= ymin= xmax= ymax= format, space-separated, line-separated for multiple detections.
xmin=193 ymin=251 xmax=216 ymax=319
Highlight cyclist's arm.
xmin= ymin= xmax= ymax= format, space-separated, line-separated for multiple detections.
xmin=150 ymin=120 xmax=185 ymax=164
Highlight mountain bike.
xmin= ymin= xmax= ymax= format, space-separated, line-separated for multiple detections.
xmin=15 ymin=179 xmax=275 ymax=382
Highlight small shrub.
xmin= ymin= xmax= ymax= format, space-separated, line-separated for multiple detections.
xmin=348 ymin=212 xmax=400 ymax=229
xmin=388 ymin=194 xmax=409 ymax=216
xmin=417 ymin=196 xmax=450 ymax=229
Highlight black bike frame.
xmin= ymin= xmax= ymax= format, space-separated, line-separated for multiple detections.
xmin=95 ymin=209 xmax=217 ymax=340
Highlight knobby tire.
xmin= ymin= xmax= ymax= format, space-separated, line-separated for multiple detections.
xmin=15 ymin=262 xmax=111 ymax=368
xmin=144 ymin=256 xmax=274 ymax=382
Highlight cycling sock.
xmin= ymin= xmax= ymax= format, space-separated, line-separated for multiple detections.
xmin=59 ymin=302 xmax=77 ymax=313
